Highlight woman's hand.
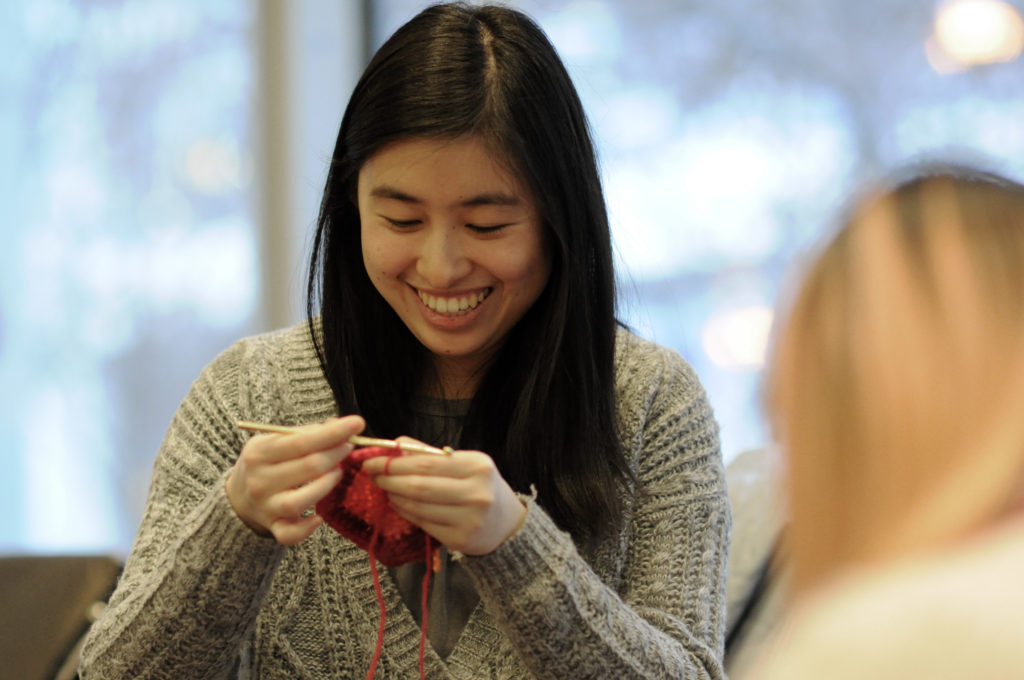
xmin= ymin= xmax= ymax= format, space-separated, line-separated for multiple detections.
xmin=362 ymin=441 xmax=528 ymax=555
xmin=226 ymin=416 xmax=365 ymax=545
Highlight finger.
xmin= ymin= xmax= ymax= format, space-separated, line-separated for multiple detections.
xmin=265 ymin=442 xmax=354 ymax=491
xmin=355 ymin=435 xmax=446 ymax=475
xmin=387 ymin=491 xmax=475 ymax=528
xmin=373 ymin=473 xmax=473 ymax=505
xmin=391 ymin=499 xmax=525 ymax=556
xmin=236 ymin=441 xmax=351 ymax=506
xmin=270 ymin=513 xmax=324 ymax=546
xmin=266 ymin=467 xmax=344 ymax=519
xmin=362 ymin=449 xmax=473 ymax=477
xmin=258 ymin=415 xmax=366 ymax=463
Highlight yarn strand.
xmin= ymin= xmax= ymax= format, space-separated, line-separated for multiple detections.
xmin=358 ymin=441 xmax=434 ymax=680
xmin=365 ymin=524 xmax=386 ymax=680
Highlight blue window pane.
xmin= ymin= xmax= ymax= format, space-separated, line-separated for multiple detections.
xmin=0 ymin=0 xmax=257 ymax=554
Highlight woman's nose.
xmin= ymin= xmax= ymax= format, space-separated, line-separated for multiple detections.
xmin=416 ymin=224 xmax=472 ymax=288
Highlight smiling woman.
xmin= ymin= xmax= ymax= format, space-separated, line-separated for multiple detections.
xmin=78 ymin=4 xmax=729 ymax=679
xmin=358 ymin=136 xmax=551 ymax=396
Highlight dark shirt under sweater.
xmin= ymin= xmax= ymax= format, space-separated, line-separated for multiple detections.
xmin=389 ymin=396 xmax=479 ymax=660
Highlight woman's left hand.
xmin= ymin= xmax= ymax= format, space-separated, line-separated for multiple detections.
xmin=361 ymin=440 xmax=528 ymax=555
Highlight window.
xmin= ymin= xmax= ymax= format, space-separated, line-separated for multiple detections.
xmin=0 ymin=0 xmax=258 ymax=553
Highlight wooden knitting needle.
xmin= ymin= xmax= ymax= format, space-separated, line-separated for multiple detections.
xmin=235 ymin=420 xmax=452 ymax=456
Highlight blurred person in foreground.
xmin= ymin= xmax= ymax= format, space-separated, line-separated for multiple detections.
xmin=747 ymin=164 xmax=1024 ymax=679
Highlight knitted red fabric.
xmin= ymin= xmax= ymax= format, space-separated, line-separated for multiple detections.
xmin=316 ymin=446 xmax=430 ymax=567
xmin=316 ymin=446 xmax=436 ymax=679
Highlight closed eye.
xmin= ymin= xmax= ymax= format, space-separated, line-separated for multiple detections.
xmin=466 ymin=223 xmax=509 ymax=234
xmin=384 ymin=217 xmax=421 ymax=228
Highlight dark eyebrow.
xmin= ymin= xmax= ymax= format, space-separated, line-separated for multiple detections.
xmin=461 ymin=192 xmax=521 ymax=207
xmin=370 ymin=186 xmax=420 ymax=203
xmin=369 ymin=185 xmax=521 ymax=207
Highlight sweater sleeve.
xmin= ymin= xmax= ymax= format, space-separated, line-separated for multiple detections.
xmin=78 ymin=339 xmax=288 ymax=680
xmin=460 ymin=339 xmax=730 ymax=679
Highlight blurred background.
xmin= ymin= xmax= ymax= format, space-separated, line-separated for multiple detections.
xmin=1 ymin=0 xmax=1022 ymax=557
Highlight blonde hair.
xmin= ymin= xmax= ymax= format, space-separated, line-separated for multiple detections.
xmin=766 ymin=168 xmax=1024 ymax=596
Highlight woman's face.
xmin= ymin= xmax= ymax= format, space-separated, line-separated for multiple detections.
xmin=358 ymin=135 xmax=551 ymax=387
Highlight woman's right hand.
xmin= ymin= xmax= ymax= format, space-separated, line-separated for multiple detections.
xmin=226 ymin=415 xmax=365 ymax=545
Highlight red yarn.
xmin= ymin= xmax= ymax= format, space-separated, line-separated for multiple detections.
xmin=315 ymin=445 xmax=438 ymax=680
xmin=365 ymin=523 xmax=386 ymax=680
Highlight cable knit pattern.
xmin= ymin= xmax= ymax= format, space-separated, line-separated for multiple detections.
xmin=78 ymin=322 xmax=730 ymax=679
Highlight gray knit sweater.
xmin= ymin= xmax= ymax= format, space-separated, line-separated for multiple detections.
xmin=79 ymin=323 xmax=730 ymax=679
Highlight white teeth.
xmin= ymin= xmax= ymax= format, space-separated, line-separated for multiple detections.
xmin=418 ymin=289 xmax=490 ymax=315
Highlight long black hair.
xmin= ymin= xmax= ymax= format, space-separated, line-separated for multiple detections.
xmin=307 ymin=2 xmax=628 ymax=548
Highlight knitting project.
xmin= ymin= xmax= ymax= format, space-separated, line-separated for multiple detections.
xmin=316 ymin=445 xmax=438 ymax=679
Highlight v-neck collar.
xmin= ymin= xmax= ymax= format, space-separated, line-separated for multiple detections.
xmin=328 ymin=532 xmax=504 ymax=678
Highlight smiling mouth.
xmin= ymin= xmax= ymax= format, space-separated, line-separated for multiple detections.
xmin=416 ymin=287 xmax=492 ymax=315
